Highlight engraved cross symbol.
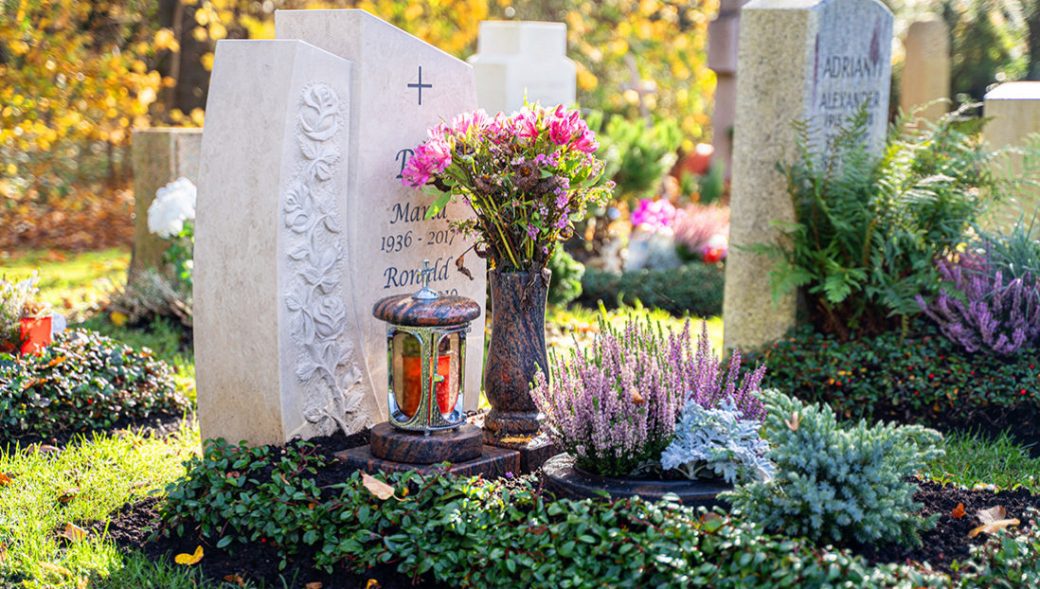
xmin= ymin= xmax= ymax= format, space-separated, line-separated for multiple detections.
xmin=407 ymin=66 xmax=432 ymax=106
xmin=420 ymin=259 xmax=435 ymax=288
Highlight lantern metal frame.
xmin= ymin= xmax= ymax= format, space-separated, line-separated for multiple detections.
xmin=385 ymin=322 xmax=469 ymax=433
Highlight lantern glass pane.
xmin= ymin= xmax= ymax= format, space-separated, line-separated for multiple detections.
xmin=435 ymin=332 xmax=462 ymax=417
xmin=392 ymin=331 xmax=423 ymax=418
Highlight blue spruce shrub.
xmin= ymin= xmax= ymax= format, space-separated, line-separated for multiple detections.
xmin=661 ymin=398 xmax=773 ymax=484
xmin=725 ymin=389 xmax=943 ymax=547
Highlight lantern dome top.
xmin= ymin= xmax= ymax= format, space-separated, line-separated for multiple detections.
xmin=373 ymin=293 xmax=481 ymax=327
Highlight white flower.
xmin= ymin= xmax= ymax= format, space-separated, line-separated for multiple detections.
xmin=148 ymin=177 xmax=197 ymax=238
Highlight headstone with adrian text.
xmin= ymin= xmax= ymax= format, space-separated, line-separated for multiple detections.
xmin=723 ymin=0 xmax=892 ymax=352
xmin=275 ymin=9 xmax=488 ymax=422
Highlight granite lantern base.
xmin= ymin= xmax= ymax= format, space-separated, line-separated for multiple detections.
xmin=541 ymin=454 xmax=732 ymax=508
xmin=338 ymin=423 xmax=521 ymax=478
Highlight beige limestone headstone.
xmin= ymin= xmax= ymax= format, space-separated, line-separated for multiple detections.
xmin=195 ymin=40 xmax=355 ymax=446
xmin=276 ymin=10 xmax=487 ymax=420
xmin=900 ymin=18 xmax=950 ymax=121
xmin=468 ymin=20 xmax=577 ymax=113
xmin=983 ymin=82 xmax=1040 ymax=235
xmin=723 ymin=0 xmax=893 ymax=352
xmin=128 ymin=128 xmax=202 ymax=282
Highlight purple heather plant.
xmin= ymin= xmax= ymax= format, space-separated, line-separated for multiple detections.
xmin=531 ymin=319 xmax=765 ymax=477
xmin=916 ymin=252 xmax=1040 ymax=356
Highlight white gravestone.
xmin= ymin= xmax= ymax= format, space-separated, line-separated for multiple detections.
xmin=468 ymin=20 xmax=577 ymax=113
xmin=900 ymin=18 xmax=950 ymax=121
xmin=195 ymin=40 xmax=358 ymax=445
xmin=723 ymin=0 xmax=893 ymax=352
xmin=275 ymin=10 xmax=488 ymax=422
xmin=983 ymin=82 xmax=1040 ymax=235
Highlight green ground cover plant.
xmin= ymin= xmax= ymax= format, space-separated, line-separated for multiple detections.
xmin=0 ymin=329 xmax=188 ymax=444
xmin=754 ymin=323 xmax=1040 ymax=436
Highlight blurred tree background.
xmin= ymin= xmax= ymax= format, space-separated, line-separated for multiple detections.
xmin=1 ymin=0 xmax=715 ymax=205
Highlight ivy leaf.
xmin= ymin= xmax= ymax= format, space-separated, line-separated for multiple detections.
xmin=174 ymin=545 xmax=205 ymax=566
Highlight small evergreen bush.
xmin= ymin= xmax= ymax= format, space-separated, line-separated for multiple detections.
xmin=0 ymin=329 xmax=187 ymax=443
xmin=726 ymin=389 xmax=944 ymax=547
xmin=579 ymin=261 xmax=723 ymax=317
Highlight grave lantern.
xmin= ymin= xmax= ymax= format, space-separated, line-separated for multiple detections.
xmin=373 ymin=260 xmax=481 ymax=433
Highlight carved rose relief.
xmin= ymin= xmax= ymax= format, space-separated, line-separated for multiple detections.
xmin=283 ymin=84 xmax=368 ymax=438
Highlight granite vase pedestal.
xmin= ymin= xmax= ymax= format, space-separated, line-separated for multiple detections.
xmin=541 ymin=454 xmax=732 ymax=508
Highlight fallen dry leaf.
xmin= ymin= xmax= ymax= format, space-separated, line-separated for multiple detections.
xmin=59 ymin=523 xmax=88 ymax=542
xmin=39 ymin=562 xmax=73 ymax=578
xmin=361 ymin=473 xmax=397 ymax=501
xmin=0 ymin=472 xmax=12 ymax=486
xmin=630 ymin=389 xmax=646 ymax=405
xmin=223 ymin=574 xmax=246 ymax=586
xmin=365 ymin=580 xmax=381 ymax=589
xmin=76 ymin=577 xmax=89 ymax=589
xmin=0 ymin=541 xmax=7 ymax=563
xmin=951 ymin=503 xmax=966 ymax=519
xmin=35 ymin=444 xmax=61 ymax=455
xmin=174 ymin=545 xmax=205 ymax=566
xmin=785 ymin=411 xmax=801 ymax=431
xmin=44 ymin=355 xmax=66 ymax=369
xmin=978 ymin=505 xmax=1007 ymax=523
xmin=968 ymin=518 xmax=1020 ymax=538
xmin=58 ymin=487 xmax=80 ymax=504
xmin=304 ymin=582 xmax=324 ymax=589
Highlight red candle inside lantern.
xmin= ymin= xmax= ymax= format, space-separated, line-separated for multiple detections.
xmin=19 ymin=315 xmax=52 ymax=356
xmin=400 ymin=353 xmax=456 ymax=418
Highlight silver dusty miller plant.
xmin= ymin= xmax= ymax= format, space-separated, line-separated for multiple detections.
xmin=661 ymin=398 xmax=773 ymax=484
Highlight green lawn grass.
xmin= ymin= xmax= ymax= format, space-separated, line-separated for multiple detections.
xmin=1 ymin=248 xmax=130 ymax=320
xmin=926 ymin=431 xmax=1040 ymax=493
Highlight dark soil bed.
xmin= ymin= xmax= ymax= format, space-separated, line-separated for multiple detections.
xmin=855 ymin=479 xmax=1040 ymax=572
xmin=0 ymin=410 xmax=190 ymax=450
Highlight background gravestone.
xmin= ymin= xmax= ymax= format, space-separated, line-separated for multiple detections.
xmin=275 ymin=9 xmax=488 ymax=420
xmin=900 ymin=18 xmax=950 ymax=121
xmin=128 ymin=127 xmax=202 ymax=282
xmin=707 ymin=0 xmax=751 ymax=177
xmin=194 ymin=39 xmax=355 ymax=446
xmin=723 ymin=0 xmax=893 ymax=352
xmin=982 ymin=81 xmax=1040 ymax=236
xmin=468 ymin=20 xmax=577 ymax=113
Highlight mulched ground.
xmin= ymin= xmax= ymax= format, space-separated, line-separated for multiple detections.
xmin=855 ymin=479 xmax=1040 ymax=572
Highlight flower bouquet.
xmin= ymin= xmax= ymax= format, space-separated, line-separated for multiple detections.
xmin=401 ymin=105 xmax=614 ymax=274
xmin=401 ymin=105 xmax=615 ymax=440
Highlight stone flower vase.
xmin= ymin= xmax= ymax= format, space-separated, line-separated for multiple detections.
xmin=483 ymin=268 xmax=550 ymax=442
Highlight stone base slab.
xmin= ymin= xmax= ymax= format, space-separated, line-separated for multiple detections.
xmin=484 ymin=432 xmax=558 ymax=474
xmin=337 ymin=444 xmax=520 ymax=478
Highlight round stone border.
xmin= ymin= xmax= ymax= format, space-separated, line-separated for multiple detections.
xmin=540 ymin=453 xmax=732 ymax=508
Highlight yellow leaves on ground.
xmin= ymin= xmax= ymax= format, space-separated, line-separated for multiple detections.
xmin=968 ymin=505 xmax=1021 ymax=538
xmin=361 ymin=473 xmax=398 ymax=501
xmin=174 ymin=545 xmax=205 ymax=566
xmin=59 ymin=523 xmax=88 ymax=542
xmin=365 ymin=580 xmax=381 ymax=589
